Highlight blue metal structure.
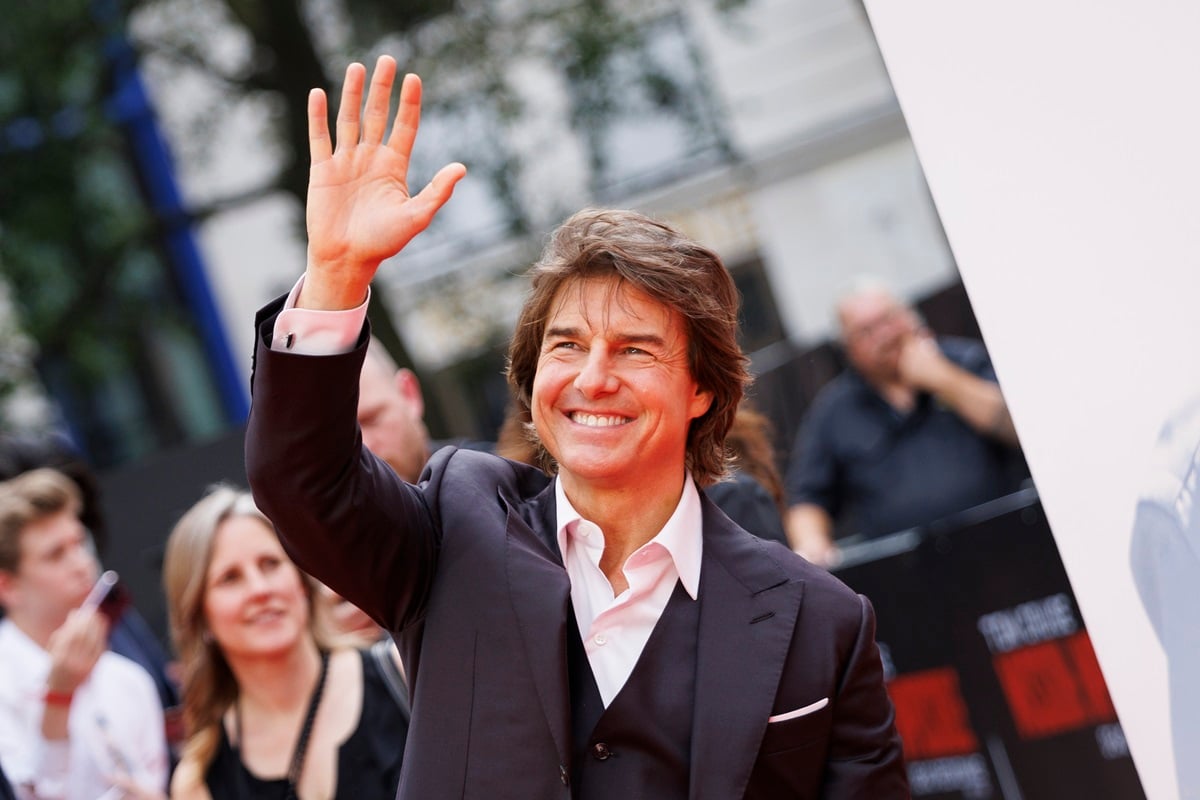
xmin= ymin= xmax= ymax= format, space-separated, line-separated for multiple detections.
xmin=97 ymin=0 xmax=249 ymax=423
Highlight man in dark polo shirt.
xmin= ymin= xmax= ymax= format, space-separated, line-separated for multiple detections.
xmin=785 ymin=282 xmax=1025 ymax=566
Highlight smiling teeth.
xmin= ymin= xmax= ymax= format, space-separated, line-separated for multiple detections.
xmin=572 ymin=413 xmax=628 ymax=427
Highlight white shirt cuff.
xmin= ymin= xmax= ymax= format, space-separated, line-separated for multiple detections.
xmin=271 ymin=275 xmax=371 ymax=356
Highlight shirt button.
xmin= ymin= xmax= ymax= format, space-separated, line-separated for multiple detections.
xmin=592 ymin=742 xmax=612 ymax=761
xmin=594 ymin=633 xmax=607 ymax=646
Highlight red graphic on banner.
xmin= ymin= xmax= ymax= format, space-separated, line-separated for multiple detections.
xmin=887 ymin=667 xmax=979 ymax=760
xmin=992 ymin=631 xmax=1117 ymax=739
xmin=1067 ymin=632 xmax=1117 ymax=721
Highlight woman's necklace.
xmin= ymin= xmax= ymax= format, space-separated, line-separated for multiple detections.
xmin=234 ymin=650 xmax=331 ymax=799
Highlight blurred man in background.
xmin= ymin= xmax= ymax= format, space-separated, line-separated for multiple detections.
xmin=786 ymin=281 xmax=1024 ymax=566
xmin=357 ymin=338 xmax=435 ymax=484
xmin=0 ymin=434 xmax=180 ymax=721
xmin=0 ymin=469 xmax=167 ymax=800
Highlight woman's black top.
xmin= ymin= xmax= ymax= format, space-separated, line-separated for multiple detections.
xmin=205 ymin=648 xmax=408 ymax=799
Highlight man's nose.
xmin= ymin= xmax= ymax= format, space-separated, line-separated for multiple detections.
xmin=574 ymin=348 xmax=618 ymax=397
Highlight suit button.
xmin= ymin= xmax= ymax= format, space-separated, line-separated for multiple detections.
xmin=592 ymin=742 xmax=611 ymax=761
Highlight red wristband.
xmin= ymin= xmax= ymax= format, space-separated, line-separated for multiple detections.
xmin=44 ymin=689 xmax=74 ymax=707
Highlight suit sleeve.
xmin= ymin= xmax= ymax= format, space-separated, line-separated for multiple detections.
xmin=821 ymin=594 xmax=910 ymax=798
xmin=244 ymin=301 xmax=440 ymax=632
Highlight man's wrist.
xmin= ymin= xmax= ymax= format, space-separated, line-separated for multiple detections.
xmin=43 ymin=688 xmax=74 ymax=707
xmin=300 ymin=253 xmax=374 ymax=310
xmin=273 ymin=275 xmax=370 ymax=355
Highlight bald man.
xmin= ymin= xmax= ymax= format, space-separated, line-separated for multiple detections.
xmin=357 ymin=339 xmax=434 ymax=483
xmin=785 ymin=283 xmax=1022 ymax=566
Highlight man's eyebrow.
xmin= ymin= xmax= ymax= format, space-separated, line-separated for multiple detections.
xmin=543 ymin=326 xmax=667 ymax=348
xmin=619 ymin=333 xmax=667 ymax=348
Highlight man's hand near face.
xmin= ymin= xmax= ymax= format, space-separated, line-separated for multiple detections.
xmin=897 ymin=329 xmax=1018 ymax=445
xmin=896 ymin=329 xmax=953 ymax=391
xmin=41 ymin=607 xmax=108 ymax=740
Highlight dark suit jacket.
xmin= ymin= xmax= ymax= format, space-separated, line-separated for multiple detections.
xmin=245 ymin=306 xmax=908 ymax=799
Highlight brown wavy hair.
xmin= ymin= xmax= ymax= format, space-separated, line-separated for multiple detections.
xmin=726 ymin=404 xmax=787 ymax=515
xmin=0 ymin=468 xmax=81 ymax=574
xmin=506 ymin=208 xmax=750 ymax=487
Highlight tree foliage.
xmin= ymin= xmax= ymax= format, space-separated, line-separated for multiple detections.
xmin=0 ymin=0 xmax=222 ymax=462
xmin=0 ymin=0 xmax=742 ymax=460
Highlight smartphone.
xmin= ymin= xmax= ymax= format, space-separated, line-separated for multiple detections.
xmin=80 ymin=570 xmax=131 ymax=624
xmin=81 ymin=571 xmax=118 ymax=613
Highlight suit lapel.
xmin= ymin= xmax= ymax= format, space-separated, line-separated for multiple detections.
xmin=689 ymin=501 xmax=805 ymax=800
xmin=504 ymin=482 xmax=572 ymax=768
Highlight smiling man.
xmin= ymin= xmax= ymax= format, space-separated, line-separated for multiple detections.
xmin=246 ymin=55 xmax=907 ymax=799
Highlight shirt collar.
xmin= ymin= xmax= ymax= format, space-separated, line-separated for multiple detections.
xmin=554 ymin=475 xmax=704 ymax=599
xmin=0 ymin=617 xmax=50 ymax=677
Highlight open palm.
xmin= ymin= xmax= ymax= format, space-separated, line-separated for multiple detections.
xmin=303 ymin=57 xmax=465 ymax=308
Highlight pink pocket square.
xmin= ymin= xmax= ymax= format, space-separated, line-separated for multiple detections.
xmin=768 ymin=697 xmax=829 ymax=723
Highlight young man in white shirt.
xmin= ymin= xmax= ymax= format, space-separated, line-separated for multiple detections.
xmin=0 ymin=469 xmax=168 ymax=800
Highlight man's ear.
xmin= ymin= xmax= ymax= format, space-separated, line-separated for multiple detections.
xmin=689 ymin=386 xmax=714 ymax=421
xmin=394 ymin=368 xmax=426 ymax=421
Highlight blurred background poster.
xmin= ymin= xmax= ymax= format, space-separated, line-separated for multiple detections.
xmin=863 ymin=3 xmax=1200 ymax=799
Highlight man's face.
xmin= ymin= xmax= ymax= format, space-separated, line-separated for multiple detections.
xmin=0 ymin=509 xmax=98 ymax=631
xmin=840 ymin=290 xmax=918 ymax=384
xmin=530 ymin=277 xmax=712 ymax=497
xmin=357 ymin=357 xmax=429 ymax=483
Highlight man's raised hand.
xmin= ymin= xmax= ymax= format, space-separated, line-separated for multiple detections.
xmin=301 ymin=55 xmax=466 ymax=310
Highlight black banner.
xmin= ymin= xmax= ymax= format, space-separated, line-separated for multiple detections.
xmin=835 ymin=490 xmax=1145 ymax=800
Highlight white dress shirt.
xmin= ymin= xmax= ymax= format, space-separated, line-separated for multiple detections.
xmin=0 ymin=619 xmax=168 ymax=800
xmin=271 ymin=276 xmax=370 ymax=356
xmin=555 ymin=477 xmax=702 ymax=706
xmin=271 ymin=276 xmax=707 ymax=706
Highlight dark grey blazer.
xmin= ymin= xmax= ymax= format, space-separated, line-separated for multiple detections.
xmin=245 ymin=302 xmax=908 ymax=800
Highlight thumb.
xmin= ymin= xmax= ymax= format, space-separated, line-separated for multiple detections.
xmin=407 ymin=162 xmax=467 ymax=230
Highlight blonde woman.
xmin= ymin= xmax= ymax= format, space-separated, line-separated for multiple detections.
xmin=163 ymin=487 xmax=408 ymax=799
